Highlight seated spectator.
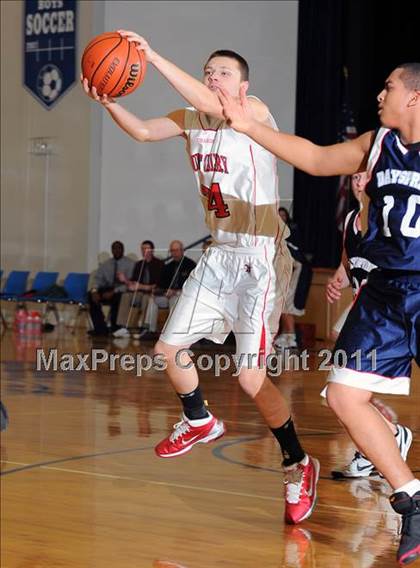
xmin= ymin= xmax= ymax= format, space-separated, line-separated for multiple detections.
xmin=115 ymin=240 xmax=164 ymax=335
xmin=274 ymin=208 xmax=313 ymax=350
xmin=88 ymin=241 xmax=135 ymax=336
xmin=140 ymin=240 xmax=196 ymax=338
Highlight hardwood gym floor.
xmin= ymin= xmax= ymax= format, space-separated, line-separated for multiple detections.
xmin=1 ymin=330 xmax=419 ymax=568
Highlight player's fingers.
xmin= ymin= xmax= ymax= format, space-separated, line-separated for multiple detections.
xmin=83 ymin=78 xmax=93 ymax=96
xmin=134 ymin=44 xmax=147 ymax=54
xmin=216 ymin=87 xmax=228 ymax=104
xmin=117 ymin=29 xmax=139 ymax=37
xmin=327 ymin=283 xmax=340 ymax=297
xmin=127 ymin=36 xmax=144 ymax=45
xmin=91 ymin=86 xmax=100 ymax=100
xmin=326 ymin=289 xmax=335 ymax=301
xmin=119 ymin=31 xmax=145 ymax=45
xmin=239 ymin=83 xmax=248 ymax=106
xmin=217 ymin=86 xmax=230 ymax=100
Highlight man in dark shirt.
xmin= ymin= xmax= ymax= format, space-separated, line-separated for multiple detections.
xmin=115 ymin=240 xmax=164 ymax=334
xmin=142 ymin=240 xmax=196 ymax=336
xmin=88 ymin=241 xmax=135 ymax=336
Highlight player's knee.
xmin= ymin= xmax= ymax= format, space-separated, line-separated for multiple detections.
xmin=238 ymin=369 xmax=266 ymax=398
xmin=325 ymin=383 xmax=354 ymax=417
xmin=326 ymin=382 xmax=367 ymax=418
xmin=154 ymin=340 xmax=173 ymax=359
xmin=325 ymin=383 xmax=342 ymax=415
xmin=154 ymin=340 xmax=190 ymax=367
xmin=326 ymin=383 xmax=348 ymax=416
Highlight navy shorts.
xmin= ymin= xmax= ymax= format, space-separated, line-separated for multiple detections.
xmin=326 ymin=270 xmax=420 ymax=395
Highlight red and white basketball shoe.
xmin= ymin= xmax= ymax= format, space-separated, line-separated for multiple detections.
xmin=283 ymin=455 xmax=320 ymax=524
xmin=155 ymin=413 xmax=226 ymax=458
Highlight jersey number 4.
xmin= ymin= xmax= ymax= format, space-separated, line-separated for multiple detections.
xmin=200 ymin=183 xmax=230 ymax=218
xmin=382 ymin=194 xmax=420 ymax=238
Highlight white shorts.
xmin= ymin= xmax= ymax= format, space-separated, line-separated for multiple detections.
xmin=160 ymin=243 xmax=292 ymax=367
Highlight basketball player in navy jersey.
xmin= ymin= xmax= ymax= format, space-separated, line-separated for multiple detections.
xmin=327 ymin=171 xmax=413 ymax=479
xmin=82 ymin=33 xmax=320 ymax=525
xmin=218 ymin=63 xmax=420 ymax=565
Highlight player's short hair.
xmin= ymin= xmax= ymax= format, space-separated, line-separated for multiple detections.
xmin=205 ymin=50 xmax=249 ymax=81
xmin=397 ymin=62 xmax=420 ymax=90
xmin=142 ymin=240 xmax=155 ymax=249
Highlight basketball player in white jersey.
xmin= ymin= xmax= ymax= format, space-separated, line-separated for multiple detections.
xmin=82 ymin=32 xmax=319 ymax=525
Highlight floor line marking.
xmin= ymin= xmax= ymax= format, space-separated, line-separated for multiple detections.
xmin=1 ymin=461 xmax=398 ymax=517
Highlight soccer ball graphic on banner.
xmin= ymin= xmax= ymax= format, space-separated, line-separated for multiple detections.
xmin=36 ymin=64 xmax=63 ymax=104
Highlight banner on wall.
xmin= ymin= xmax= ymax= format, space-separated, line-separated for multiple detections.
xmin=24 ymin=0 xmax=77 ymax=109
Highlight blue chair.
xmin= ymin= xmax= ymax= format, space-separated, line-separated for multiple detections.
xmin=0 ymin=270 xmax=30 ymax=328
xmin=18 ymin=271 xmax=59 ymax=303
xmin=44 ymin=273 xmax=90 ymax=332
xmin=0 ymin=271 xmax=30 ymax=301
xmin=62 ymin=273 xmax=90 ymax=305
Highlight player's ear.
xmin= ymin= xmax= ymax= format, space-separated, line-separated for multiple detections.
xmin=241 ymin=81 xmax=249 ymax=95
xmin=407 ymin=90 xmax=420 ymax=108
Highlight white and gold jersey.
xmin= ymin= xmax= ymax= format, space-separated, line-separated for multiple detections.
xmin=183 ymin=99 xmax=289 ymax=249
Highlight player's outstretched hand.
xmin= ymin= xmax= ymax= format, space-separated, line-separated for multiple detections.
xmin=80 ymin=75 xmax=115 ymax=106
xmin=217 ymin=85 xmax=253 ymax=133
xmin=117 ymin=30 xmax=157 ymax=63
xmin=326 ymin=275 xmax=344 ymax=303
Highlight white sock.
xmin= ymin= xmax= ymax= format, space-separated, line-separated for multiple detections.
xmin=300 ymin=454 xmax=309 ymax=466
xmin=285 ymin=454 xmax=309 ymax=470
xmin=394 ymin=479 xmax=420 ymax=496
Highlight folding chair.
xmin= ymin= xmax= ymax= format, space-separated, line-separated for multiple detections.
xmin=44 ymin=272 xmax=90 ymax=332
xmin=0 ymin=271 xmax=30 ymax=327
xmin=18 ymin=271 xmax=59 ymax=302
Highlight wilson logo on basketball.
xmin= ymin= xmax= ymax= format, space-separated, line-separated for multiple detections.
xmin=97 ymin=57 xmax=120 ymax=92
xmin=116 ymin=63 xmax=140 ymax=97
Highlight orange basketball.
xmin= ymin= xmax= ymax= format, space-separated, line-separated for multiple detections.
xmin=81 ymin=32 xmax=146 ymax=97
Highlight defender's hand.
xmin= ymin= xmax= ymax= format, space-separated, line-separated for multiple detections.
xmin=217 ymin=84 xmax=253 ymax=133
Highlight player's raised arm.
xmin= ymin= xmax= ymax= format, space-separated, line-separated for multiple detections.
xmin=118 ymin=30 xmax=225 ymax=117
xmin=118 ymin=31 xmax=269 ymax=123
xmin=218 ymin=85 xmax=374 ymax=176
xmin=81 ymin=77 xmax=185 ymax=142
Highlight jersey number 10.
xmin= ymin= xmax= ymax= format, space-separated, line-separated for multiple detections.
xmin=382 ymin=194 xmax=420 ymax=238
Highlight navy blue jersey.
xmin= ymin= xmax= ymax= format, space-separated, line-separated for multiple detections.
xmin=361 ymin=128 xmax=420 ymax=271
xmin=343 ymin=208 xmax=377 ymax=294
